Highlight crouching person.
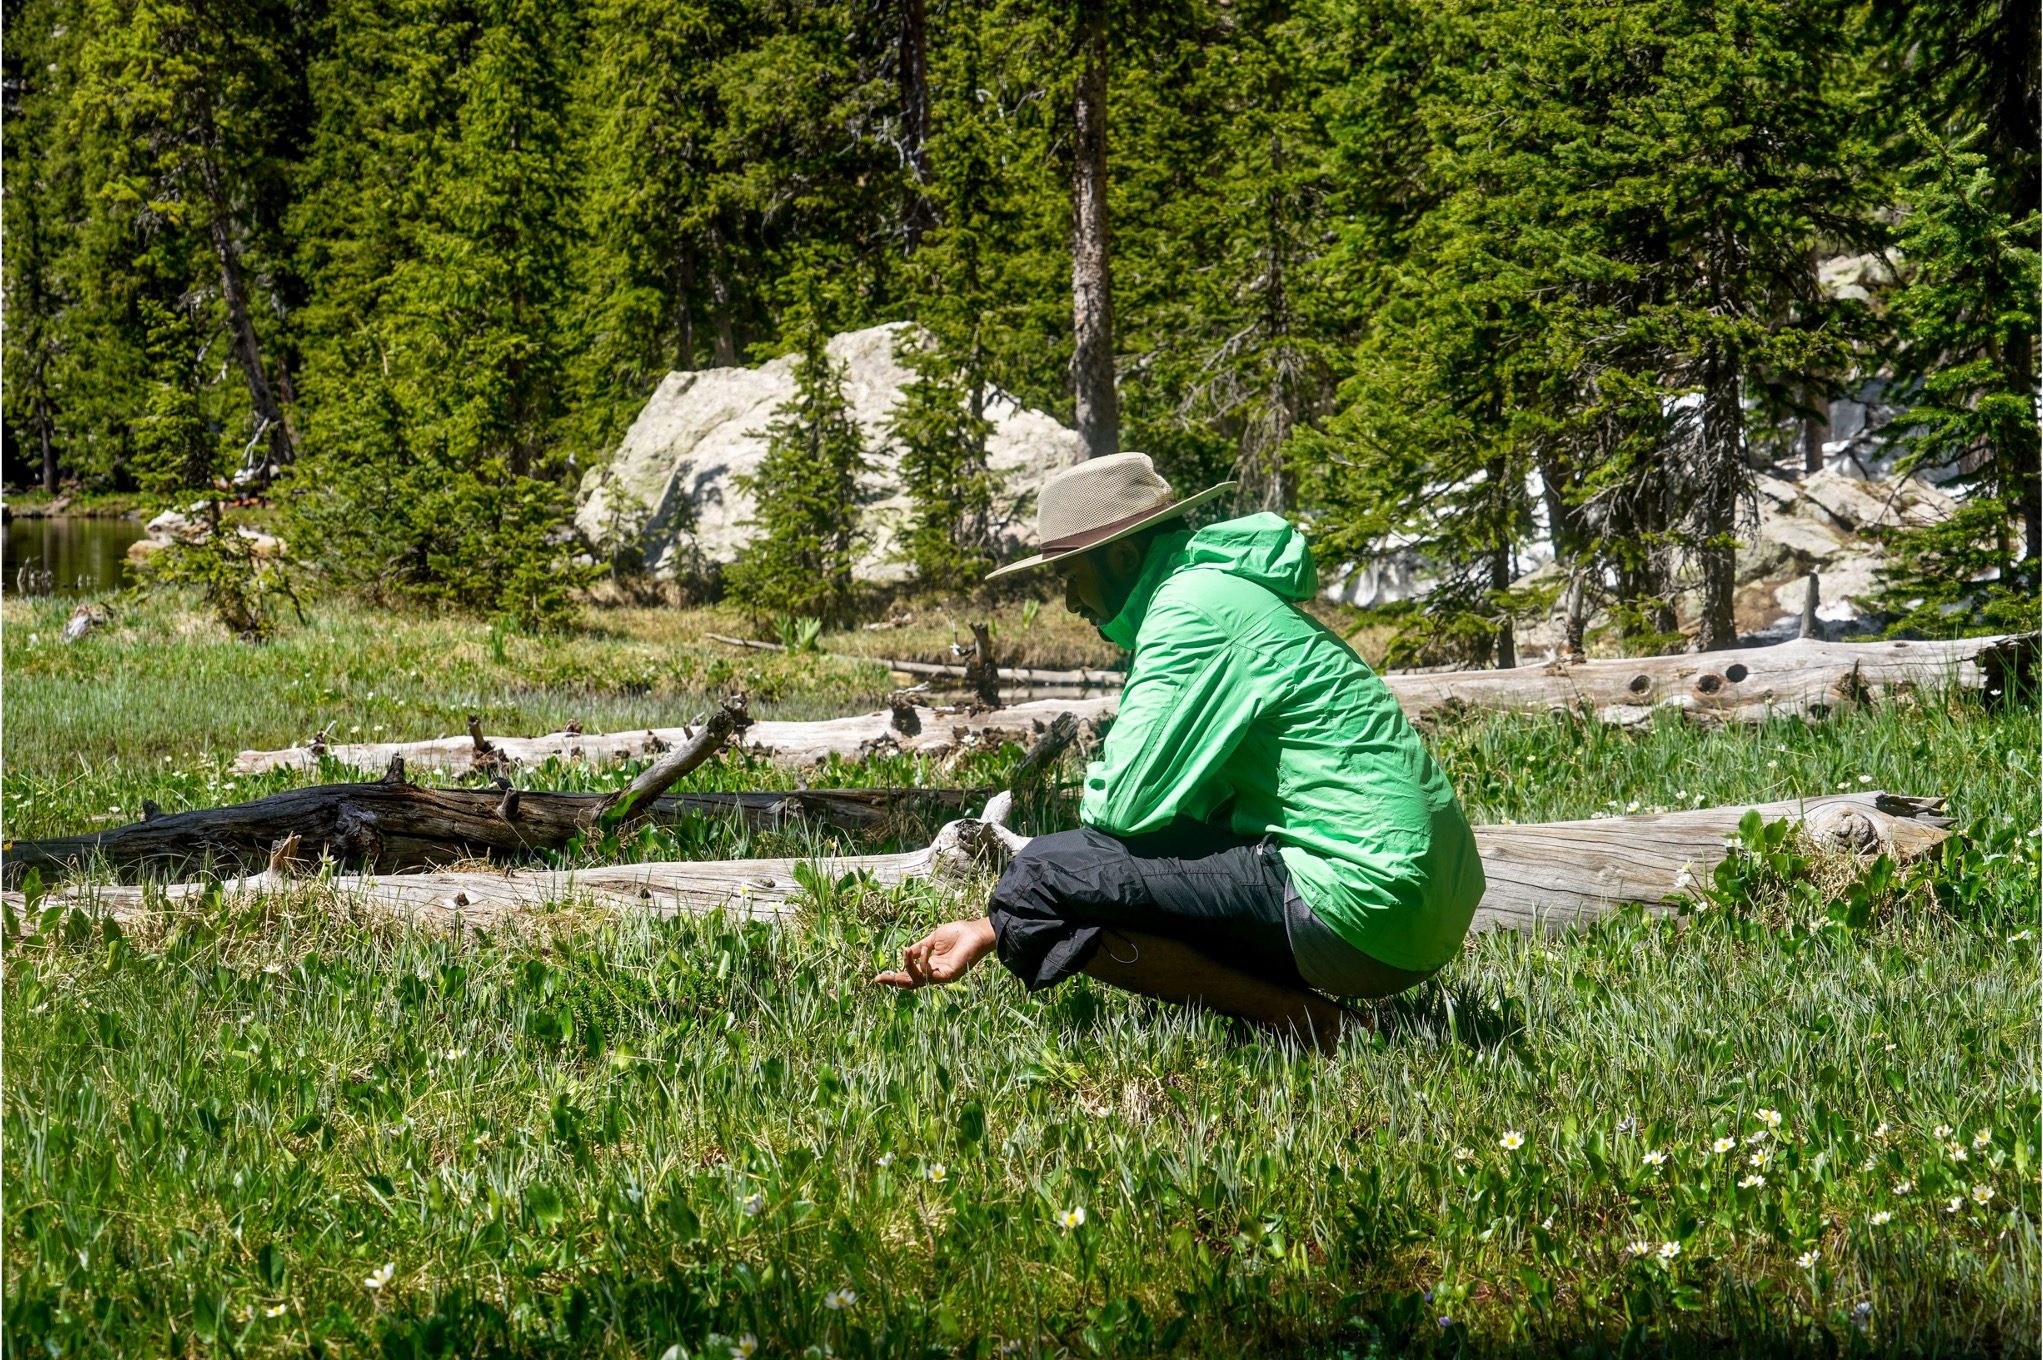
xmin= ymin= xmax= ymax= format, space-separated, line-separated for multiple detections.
xmin=873 ymin=454 xmax=1486 ymax=1053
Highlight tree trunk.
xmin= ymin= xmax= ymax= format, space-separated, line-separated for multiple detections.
xmin=1487 ymin=456 xmax=1516 ymax=669
xmin=1801 ymin=248 xmax=1831 ymax=475
xmin=1069 ymin=0 xmax=1118 ymax=459
xmin=1245 ymin=131 xmax=1298 ymax=511
xmin=9 ymin=792 xmax=1956 ymax=938
xmin=676 ymin=238 xmax=697 ymax=371
xmin=196 ymin=130 xmax=293 ymax=483
xmin=898 ymin=0 xmax=935 ymax=248
xmin=37 ymin=393 xmax=58 ymax=494
xmin=708 ymin=221 xmax=739 ymax=367
xmin=1695 ymin=345 xmax=1743 ymax=651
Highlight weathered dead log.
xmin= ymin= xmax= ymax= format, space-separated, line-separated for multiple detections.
xmin=1385 ymin=632 xmax=2034 ymax=727
xmin=3 ymin=792 xmax=1956 ymax=937
xmin=222 ymin=633 xmax=2028 ymax=782
xmin=704 ymin=632 xmax=1127 ymax=689
xmin=1 ymin=780 xmax=986 ymax=882
xmin=230 ymin=698 xmax=1116 ymax=778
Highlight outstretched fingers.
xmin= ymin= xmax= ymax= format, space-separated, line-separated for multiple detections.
xmin=872 ymin=932 xmax=938 ymax=989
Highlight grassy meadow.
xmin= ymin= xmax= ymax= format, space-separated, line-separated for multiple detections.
xmin=2 ymin=589 xmax=2038 ymax=1358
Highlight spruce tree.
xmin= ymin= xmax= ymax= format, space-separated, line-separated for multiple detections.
xmin=564 ymin=0 xmax=748 ymax=454
xmin=1866 ymin=119 xmax=2041 ymax=635
xmin=1 ymin=0 xmax=86 ymax=492
xmin=285 ymin=0 xmax=590 ymax=627
xmin=727 ymin=274 xmax=871 ymax=623
xmin=888 ymin=327 xmax=999 ymax=588
xmin=1115 ymin=0 xmax=1346 ymax=508
xmin=69 ymin=0 xmax=306 ymax=484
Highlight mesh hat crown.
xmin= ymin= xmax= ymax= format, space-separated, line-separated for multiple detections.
xmin=985 ymin=452 xmax=1234 ymax=579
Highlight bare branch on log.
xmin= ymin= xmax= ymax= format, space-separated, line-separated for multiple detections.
xmin=600 ymin=696 xmax=749 ymax=827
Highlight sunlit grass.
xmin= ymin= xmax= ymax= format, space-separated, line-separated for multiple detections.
xmin=3 ymin=594 xmax=2037 ymax=1357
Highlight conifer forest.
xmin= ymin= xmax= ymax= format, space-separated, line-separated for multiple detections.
xmin=4 ymin=0 xmax=2036 ymax=641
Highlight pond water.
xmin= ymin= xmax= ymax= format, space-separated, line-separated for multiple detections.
xmin=2 ymin=516 xmax=147 ymax=596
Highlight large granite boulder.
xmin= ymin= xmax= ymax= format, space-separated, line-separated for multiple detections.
xmin=574 ymin=323 xmax=1084 ymax=582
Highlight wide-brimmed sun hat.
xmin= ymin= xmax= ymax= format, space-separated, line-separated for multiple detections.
xmin=985 ymin=452 xmax=1235 ymax=580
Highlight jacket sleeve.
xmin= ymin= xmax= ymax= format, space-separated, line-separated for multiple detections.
xmin=1080 ymin=596 xmax=1261 ymax=836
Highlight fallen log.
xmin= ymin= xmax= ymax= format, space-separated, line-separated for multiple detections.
xmin=231 ymin=698 xmax=1116 ymax=778
xmin=1 ymin=779 xmax=988 ymax=882
xmin=12 ymin=710 xmax=1089 ymax=885
xmin=1386 ymin=632 xmax=2035 ymax=727
xmin=225 ymin=634 xmax=2029 ymax=780
xmin=4 ymin=792 xmax=1956 ymax=938
xmin=704 ymin=632 xmax=1127 ymax=689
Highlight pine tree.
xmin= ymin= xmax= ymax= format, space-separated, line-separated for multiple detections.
xmin=727 ymin=274 xmax=872 ymax=623
xmin=1 ymin=0 xmax=86 ymax=492
xmin=1866 ymin=119 xmax=2041 ymax=635
xmin=1115 ymin=0 xmax=1344 ymax=509
xmin=69 ymin=0 xmax=306 ymax=484
xmin=284 ymin=0 xmax=590 ymax=627
xmin=889 ymin=327 xmax=999 ymax=588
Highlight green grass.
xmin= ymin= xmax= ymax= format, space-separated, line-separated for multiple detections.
xmin=3 ymin=593 xmax=2038 ymax=1358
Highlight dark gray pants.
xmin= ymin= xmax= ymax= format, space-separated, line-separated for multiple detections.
xmin=987 ymin=824 xmax=1299 ymax=993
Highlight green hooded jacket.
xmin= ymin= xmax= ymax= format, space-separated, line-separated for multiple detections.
xmin=1081 ymin=512 xmax=1485 ymax=972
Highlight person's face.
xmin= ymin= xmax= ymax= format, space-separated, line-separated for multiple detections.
xmin=1054 ymin=539 xmax=1145 ymax=632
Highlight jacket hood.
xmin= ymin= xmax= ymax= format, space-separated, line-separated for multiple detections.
xmin=1181 ymin=512 xmax=1318 ymax=602
xmin=1098 ymin=513 xmax=1317 ymax=648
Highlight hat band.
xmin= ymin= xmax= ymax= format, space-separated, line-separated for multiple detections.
xmin=1041 ymin=498 xmax=1177 ymax=554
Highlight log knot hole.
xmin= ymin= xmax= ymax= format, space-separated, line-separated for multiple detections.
xmin=1694 ymin=673 xmax=1724 ymax=695
xmin=1806 ymin=806 xmax=1881 ymax=855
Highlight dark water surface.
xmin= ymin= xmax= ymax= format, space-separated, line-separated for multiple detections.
xmin=2 ymin=516 xmax=147 ymax=595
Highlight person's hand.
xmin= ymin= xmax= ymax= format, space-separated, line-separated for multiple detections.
xmin=872 ymin=917 xmax=997 ymax=989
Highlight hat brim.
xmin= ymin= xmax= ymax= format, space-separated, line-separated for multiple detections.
xmin=984 ymin=480 xmax=1237 ymax=581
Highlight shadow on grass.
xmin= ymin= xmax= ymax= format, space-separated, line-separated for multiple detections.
xmin=1373 ymin=975 xmax=1528 ymax=1052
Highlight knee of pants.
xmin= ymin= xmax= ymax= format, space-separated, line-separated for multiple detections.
xmin=990 ymin=828 xmax=1118 ymax=921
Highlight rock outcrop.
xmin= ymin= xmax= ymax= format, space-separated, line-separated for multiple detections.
xmin=574 ymin=323 xmax=1084 ymax=582
xmin=1739 ymin=468 xmax=1956 ymax=635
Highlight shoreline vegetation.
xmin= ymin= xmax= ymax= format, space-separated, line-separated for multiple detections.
xmin=4 ymin=586 xmax=2036 ymax=1357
